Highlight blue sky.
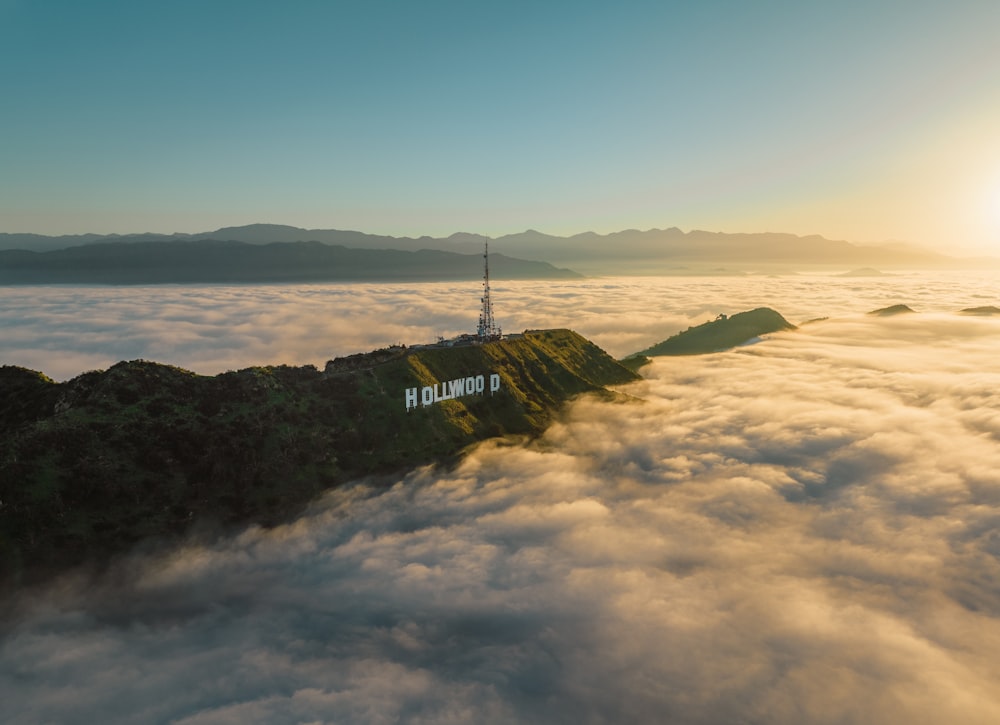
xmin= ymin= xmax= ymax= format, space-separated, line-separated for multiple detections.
xmin=3 ymin=1 xmax=1000 ymax=251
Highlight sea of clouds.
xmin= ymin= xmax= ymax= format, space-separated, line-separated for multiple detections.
xmin=3 ymin=271 xmax=997 ymax=380
xmin=2 ymin=272 xmax=1000 ymax=723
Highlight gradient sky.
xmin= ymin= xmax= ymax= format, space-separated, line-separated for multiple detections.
xmin=3 ymin=1 xmax=1000 ymax=252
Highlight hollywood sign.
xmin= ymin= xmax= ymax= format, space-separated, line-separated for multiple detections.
xmin=405 ymin=373 xmax=502 ymax=411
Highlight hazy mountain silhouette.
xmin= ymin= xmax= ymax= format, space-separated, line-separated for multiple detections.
xmin=836 ymin=267 xmax=892 ymax=277
xmin=0 ymin=223 xmax=979 ymax=273
xmin=489 ymin=228 xmax=952 ymax=271
xmin=959 ymin=305 xmax=1000 ymax=316
xmin=867 ymin=304 xmax=916 ymax=316
xmin=0 ymin=241 xmax=579 ymax=284
xmin=0 ymin=231 xmax=188 ymax=252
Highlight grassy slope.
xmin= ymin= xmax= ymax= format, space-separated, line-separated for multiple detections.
xmin=0 ymin=330 xmax=637 ymax=588
xmin=635 ymin=307 xmax=797 ymax=357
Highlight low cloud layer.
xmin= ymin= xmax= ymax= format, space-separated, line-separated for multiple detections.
xmin=3 ymin=276 xmax=1000 ymax=723
xmin=3 ymin=271 xmax=999 ymax=379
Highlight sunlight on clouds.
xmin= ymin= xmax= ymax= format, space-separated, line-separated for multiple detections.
xmin=4 ymin=271 xmax=1000 ymax=380
xmin=3 ymin=275 xmax=1000 ymax=722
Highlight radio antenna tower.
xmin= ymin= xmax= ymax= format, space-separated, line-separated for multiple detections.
xmin=477 ymin=238 xmax=501 ymax=341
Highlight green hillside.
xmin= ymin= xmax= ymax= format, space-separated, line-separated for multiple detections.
xmin=868 ymin=304 xmax=915 ymax=316
xmin=632 ymin=307 xmax=797 ymax=358
xmin=0 ymin=330 xmax=637 ymax=590
xmin=959 ymin=306 xmax=1000 ymax=316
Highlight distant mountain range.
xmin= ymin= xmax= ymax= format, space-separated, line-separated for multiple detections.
xmin=0 ymin=240 xmax=578 ymax=284
xmin=1 ymin=223 xmax=991 ymax=276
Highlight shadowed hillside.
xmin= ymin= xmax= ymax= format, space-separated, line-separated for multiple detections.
xmin=0 ymin=330 xmax=637 ymax=589
xmin=868 ymin=304 xmax=915 ymax=316
xmin=632 ymin=308 xmax=797 ymax=357
xmin=959 ymin=306 xmax=1000 ymax=316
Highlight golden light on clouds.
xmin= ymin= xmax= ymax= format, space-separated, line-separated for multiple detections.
xmin=4 ymin=273 xmax=1000 ymax=723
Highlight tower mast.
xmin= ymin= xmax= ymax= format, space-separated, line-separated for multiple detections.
xmin=477 ymin=238 xmax=500 ymax=341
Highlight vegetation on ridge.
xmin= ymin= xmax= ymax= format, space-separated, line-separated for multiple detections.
xmin=867 ymin=304 xmax=915 ymax=316
xmin=959 ymin=305 xmax=1000 ymax=316
xmin=0 ymin=330 xmax=637 ymax=591
xmin=629 ymin=307 xmax=797 ymax=358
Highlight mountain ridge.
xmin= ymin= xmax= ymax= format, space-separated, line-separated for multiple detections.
xmin=0 ymin=241 xmax=579 ymax=284
xmin=631 ymin=308 xmax=798 ymax=358
xmin=1 ymin=224 xmax=982 ymax=272
xmin=0 ymin=330 xmax=638 ymax=590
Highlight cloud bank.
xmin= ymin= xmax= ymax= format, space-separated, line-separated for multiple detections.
xmin=3 ymin=271 xmax=998 ymax=380
xmin=3 ymin=279 xmax=1000 ymax=723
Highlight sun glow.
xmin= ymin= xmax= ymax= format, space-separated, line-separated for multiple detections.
xmin=991 ymin=181 xmax=1000 ymax=228
xmin=974 ymin=174 xmax=1000 ymax=251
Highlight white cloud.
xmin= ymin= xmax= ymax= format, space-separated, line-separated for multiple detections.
xmin=3 ymin=271 xmax=999 ymax=380
xmin=3 ymin=273 xmax=1000 ymax=722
